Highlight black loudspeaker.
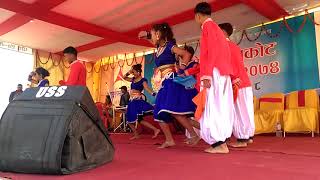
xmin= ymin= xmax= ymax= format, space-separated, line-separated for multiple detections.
xmin=0 ymin=86 xmax=115 ymax=174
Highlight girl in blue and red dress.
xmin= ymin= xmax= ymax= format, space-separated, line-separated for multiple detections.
xmin=178 ymin=46 xmax=200 ymax=92
xmin=175 ymin=45 xmax=200 ymax=92
xmin=149 ymin=23 xmax=200 ymax=148
xmin=176 ymin=46 xmax=201 ymax=140
xmin=124 ymin=64 xmax=160 ymax=140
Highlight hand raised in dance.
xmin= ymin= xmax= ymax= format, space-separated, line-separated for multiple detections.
xmin=138 ymin=31 xmax=151 ymax=39
xmin=232 ymin=77 xmax=241 ymax=87
xmin=202 ymin=79 xmax=211 ymax=88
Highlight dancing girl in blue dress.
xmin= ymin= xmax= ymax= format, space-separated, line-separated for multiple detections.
xmin=124 ymin=64 xmax=160 ymax=140
xmin=147 ymin=23 xmax=200 ymax=148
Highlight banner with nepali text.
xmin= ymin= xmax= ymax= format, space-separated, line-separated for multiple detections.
xmin=233 ymin=13 xmax=319 ymax=97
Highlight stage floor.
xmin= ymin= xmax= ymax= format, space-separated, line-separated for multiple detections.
xmin=1 ymin=134 xmax=320 ymax=180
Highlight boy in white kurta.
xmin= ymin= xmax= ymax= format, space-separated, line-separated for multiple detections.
xmin=194 ymin=2 xmax=235 ymax=154
xmin=219 ymin=23 xmax=255 ymax=147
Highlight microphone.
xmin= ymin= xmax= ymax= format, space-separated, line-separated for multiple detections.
xmin=28 ymin=71 xmax=35 ymax=82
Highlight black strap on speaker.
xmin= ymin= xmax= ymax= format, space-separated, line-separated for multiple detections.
xmin=76 ymin=102 xmax=114 ymax=149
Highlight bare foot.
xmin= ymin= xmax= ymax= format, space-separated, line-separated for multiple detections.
xmin=188 ymin=136 xmax=201 ymax=146
xmin=229 ymin=142 xmax=248 ymax=148
xmin=152 ymin=129 xmax=161 ymax=139
xmin=204 ymin=143 xmax=229 ymax=154
xmin=247 ymin=139 xmax=253 ymax=144
xmin=158 ymin=141 xmax=176 ymax=149
xmin=130 ymin=135 xmax=140 ymax=140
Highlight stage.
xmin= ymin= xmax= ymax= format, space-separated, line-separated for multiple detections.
xmin=1 ymin=134 xmax=320 ymax=180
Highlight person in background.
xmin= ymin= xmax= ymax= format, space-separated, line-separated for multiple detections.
xmin=123 ymin=64 xmax=160 ymax=140
xmin=104 ymin=95 xmax=114 ymax=131
xmin=194 ymin=2 xmax=234 ymax=154
xmin=59 ymin=46 xmax=86 ymax=86
xmin=219 ymin=23 xmax=255 ymax=147
xmin=9 ymin=84 xmax=23 ymax=102
xmin=33 ymin=67 xmax=50 ymax=87
xmin=118 ymin=86 xmax=130 ymax=133
xmin=105 ymin=95 xmax=113 ymax=117
xmin=119 ymin=86 xmax=130 ymax=107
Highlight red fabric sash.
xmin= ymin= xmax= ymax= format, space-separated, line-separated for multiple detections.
xmin=298 ymin=90 xmax=306 ymax=107
xmin=232 ymin=84 xmax=239 ymax=103
xmin=259 ymin=98 xmax=282 ymax=103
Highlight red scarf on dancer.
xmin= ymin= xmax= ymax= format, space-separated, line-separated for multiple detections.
xmin=193 ymin=89 xmax=207 ymax=121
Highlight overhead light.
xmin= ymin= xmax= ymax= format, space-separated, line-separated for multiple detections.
xmin=29 ymin=20 xmax=34 ymax=23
